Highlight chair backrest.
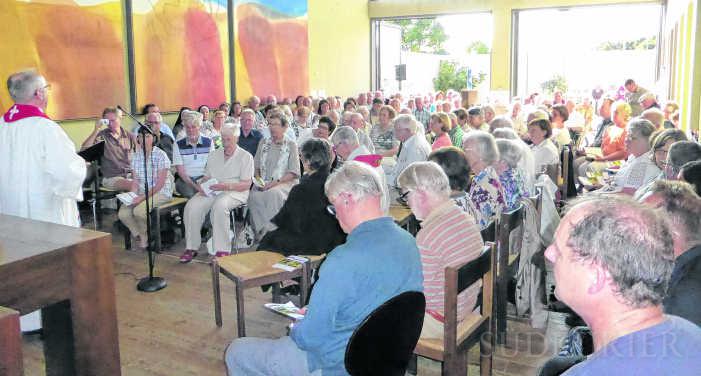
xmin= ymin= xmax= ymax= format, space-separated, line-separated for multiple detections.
xmin=345 ymin=291 xmax=426 ymax=376
xmin=480 ymin=221 xmax=496 ymax=243
xmin=497 ymin=204 xmax=525 ymax=264
xmin=444 ymin=243 xmax=497 ymax=354
xmin=559 ymin=145 xmax=571 ymax=200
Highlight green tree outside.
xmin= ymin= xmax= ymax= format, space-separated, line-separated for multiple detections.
xmin=389 ymin=18 xmax=448 ymax=54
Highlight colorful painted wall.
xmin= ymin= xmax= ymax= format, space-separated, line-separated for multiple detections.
xmin=0 ymin=0 xmax=127 ymax=120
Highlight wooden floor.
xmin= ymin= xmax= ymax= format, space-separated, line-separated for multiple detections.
xmin=21 ymin=210 xmax=569 ymax=375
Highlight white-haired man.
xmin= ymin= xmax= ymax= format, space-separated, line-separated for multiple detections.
xmin=385 ymin=114 xmax=431 ymax=187
xmin=0 ymin=70 xmax=86 ymax=331
xmin=349 ymin=112 xmax=374 ymax=153
xmin=331 ymin=126 xmax=383 ymax=169
xmin=172 ymin=110 xmax=214 ymax=198
xmin=545 ymin=196 xmax=701 ymax=375
xmin=225 ymin=161 xmax=423 ymax=375
xmin=180 ymin=125 xmax=253 ymax=262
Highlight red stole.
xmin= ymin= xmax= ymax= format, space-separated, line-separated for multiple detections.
xmin=2 ymin=104 xmax=50 ymax=123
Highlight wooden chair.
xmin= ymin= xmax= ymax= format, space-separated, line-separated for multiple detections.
xmin=345 ymin=291 xmax=425 ymax=376
xmin=122 ymin=196 xmax=187 ymax=251
xmin=480 ymin=221 xmax=496 ymax=243
xmin=495 ymin=205 xmax=525 ymax=345
xmin=414 ymin=243 xmax=497 ymax=376
xmin=87 ymin=162 xmax=120 ymax=229
xmin=211 ymin=251 xmax=325 ymax=337
xmin=0 ymin=306 xmax=22 ymax=376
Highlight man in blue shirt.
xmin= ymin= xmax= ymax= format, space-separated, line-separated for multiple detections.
xmin=225 ymin=161 xmax=423 ymax=376
xmin=237 ymin=109 xmax=263 ymax=157
xmin=544 ymin=196 xmax=701 ymax=376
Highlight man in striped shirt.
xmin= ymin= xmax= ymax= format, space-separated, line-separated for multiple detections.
xmin=398 ymin=161 xmax=484 ymax=339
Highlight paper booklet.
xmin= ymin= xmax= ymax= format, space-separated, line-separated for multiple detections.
xmin=264 ymin=301 xmax=305 ymax=320
xmin=200 ymin=178 xmax=221 ymax=197
xmin=116 ymin=192 xmax=138 ymax=206
xmin=584 ymin=147 xmax=603 ymax=158
xmin=272 ymin=255 xmax=309 ymax=271
xmin=253 ymin=176 xmax=266 ymax=188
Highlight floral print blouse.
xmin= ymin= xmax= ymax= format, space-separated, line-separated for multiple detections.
xmin=468 ymin=166 xmax=506 ymax=230
xmin=498 ymin=167 xmax=530 ymax=211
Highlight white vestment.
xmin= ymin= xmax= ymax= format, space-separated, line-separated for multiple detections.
xmin=0 ymin=108 xmax=86 ymax=331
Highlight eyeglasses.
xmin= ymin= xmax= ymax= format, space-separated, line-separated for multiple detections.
xmin=326 ymin=204 xmax=336 ymax=216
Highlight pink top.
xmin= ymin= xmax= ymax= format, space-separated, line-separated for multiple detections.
xmin=416 ymin=201 xmax=484 ymax=320
xmin=431 ymin=133 xmax=452 ymax=151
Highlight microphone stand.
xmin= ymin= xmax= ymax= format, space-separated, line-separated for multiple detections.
xmin=118 ymin=106 xmax=166 ymax=293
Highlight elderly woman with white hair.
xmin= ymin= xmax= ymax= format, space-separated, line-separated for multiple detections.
xmin=495 ymin=139 xmax=530 ymax=210
xmin=397 ymin=161 xmax=484 ymax=339
xmin=493 ymin=127 xmax=536 ymax=192
xmin=463 ymin=131 xmax=506 ymax=229
xmin=248 ymin=112 xmax=301 ymax=242
xmin=180 ymin=125 xmax=254 ymax=262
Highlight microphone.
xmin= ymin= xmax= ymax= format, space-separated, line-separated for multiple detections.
xmin=117 ymin=105 xmax=155 ymax=136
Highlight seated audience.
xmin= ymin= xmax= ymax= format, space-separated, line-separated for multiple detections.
xmin=198 ymin=105 xmax=212 ymax=129
xmin=428 ymin=147 xmax=479 ymax=221
xmin=577 ymin=101 xmax=631 ymax=177
xmin=679 ymin=160 xmax=701 ymax=195
xmin=118 ymin=131 xmax=173 ymax=249
xmin=397 ymin=162 xmax=483 ymax=339
xmin=292 ymin=106 xmax=314 ymax=146
xmin=137 ymin=103 xmax=176 ymax=140
xmin=180 ymin=125 xmax=253 ymax=261
xmin=447 ymin=111 xmax=463 ymax=147
xmin=545 ymin=196 xmax=701 ymax=375
xmin=596 ymin=118 xmax=659 ymax=194
xmin=81 ymin=107 xmax=135 ymax=191
xmin=624 ymin=78 xmax=648 ymax=116
xmin=258 ymin=138 xmax=346 ymax=255
xmin=430 ymin=112 xmax=453 ymax=151
xmin=643 ymin=180 xmax=701 ymax=325
xmin=641 ymin=107 xmax=665 ymax=130
xmin=369 ymin=105 xmax=400 ymax=158
xmin=663 ymin=101 xmax=679 ymax=129
xmin=202 ymin=109 xmax=227 ymax=147
xmin=482 ymin=105 xmax=496 ymax=124
xmin=248 ymin=112 xmax=301 ymax=241
xmin=638 ymin=91 xmax=659 ymax=111
xmin=466 ymin=106 xmax=489 ymax=132
xmin=495 ymin=139 xmax=530 ymax=210
xmin=527 ymin=110 xmax=560 ymax=174
xmin=349 ymin=112 xmax=374 ymax=153
xmin=171 ymin=106 xmax=192 ymax=140
xmin=633 ymin=129 xmax=688 ymax=200
xmin=662 ymin=141 xmax=701 ymax=181
xmin=414 ymin=96 xmax=431 ymax=132
xmin=172 ymin=110 xmax=214 ymax=198
xmin=331 ymin=126 xmax=382 ymax=168
xmin=225 ymin=161 xmax=423 ymax=375
xmin=589 ymin=95 xmax=614 ymax=148
xmin=385 ymin=114 xmax=431 ymax=188
xmin=143 ymin=112 xmax=175 ymax=162
xmin=314 ymin=116 xmax=335 ymax=140
xmin=237 ymin=109 xmax=263 ymax=157
xmin=463 ymin=131 xmax=506 ymax=229
xmin=550 ymin=104 xmax=572 ymax=149
xmin=493 ymin=127 xmax=536 ymax=193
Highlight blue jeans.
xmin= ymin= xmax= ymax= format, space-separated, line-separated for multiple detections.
xmin=225 ymin=336 xmax=322 ymax=376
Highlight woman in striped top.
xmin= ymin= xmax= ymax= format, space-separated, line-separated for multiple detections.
xmin=398 ymin=161 xmax=485 ymax=339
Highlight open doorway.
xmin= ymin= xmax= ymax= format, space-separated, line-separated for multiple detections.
xmin=371 ymin=13 xmax=493 ymax=97
xmin=512 ymin=3 xmax=662 ymax=100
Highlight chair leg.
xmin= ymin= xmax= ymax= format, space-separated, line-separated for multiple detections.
xmin=271 ymin=283 xmax=282 ymax=304
xmin=300 ymin=262 xmax=310 ymax=307
xmin=212 ymin=260 xmax=222 ymax=327
xmin=235 ymin=280 xmax=246 ymax=337
xmin=497 ymin=274 xmax=508 ymax=345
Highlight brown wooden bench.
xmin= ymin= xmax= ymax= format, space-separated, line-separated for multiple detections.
xmin=122 ymin=196 xmax=187 ymax=251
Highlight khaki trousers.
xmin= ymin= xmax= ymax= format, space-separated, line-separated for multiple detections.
xmin=184 ymin=193 xmax=244 ymax=252
xmin=118 ymin=193 xmax=170 ymax=238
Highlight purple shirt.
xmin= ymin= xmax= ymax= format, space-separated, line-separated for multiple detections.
xmin=564 ymin=315 xmax=701 ymax=376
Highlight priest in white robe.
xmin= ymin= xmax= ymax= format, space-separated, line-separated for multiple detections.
xmin=0 ymin=70 xmax=86 ymax=331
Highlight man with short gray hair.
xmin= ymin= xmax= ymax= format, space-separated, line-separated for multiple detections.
xmin=172 ymin=110 xmax=214 ymax=198
xmin=545 ymin=196 xmax=701 ymax=375
xmin=1 ymin=70 xmax=86 ymax=332
xmin=225 ymin=161 xmax=422 ymax=375
xmin=349 ymin=111 xmax=374 ymax=152
xmin=385 ymin=114 xmax=431 ymax=187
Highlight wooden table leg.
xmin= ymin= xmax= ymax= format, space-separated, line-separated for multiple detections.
xmin=67 ymin=237 xmax=121 ymax=375
xmin=235 ymin=280 xmax=246 ymax=337
xmin=42 ymin=300 xmax=76 ymax=376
